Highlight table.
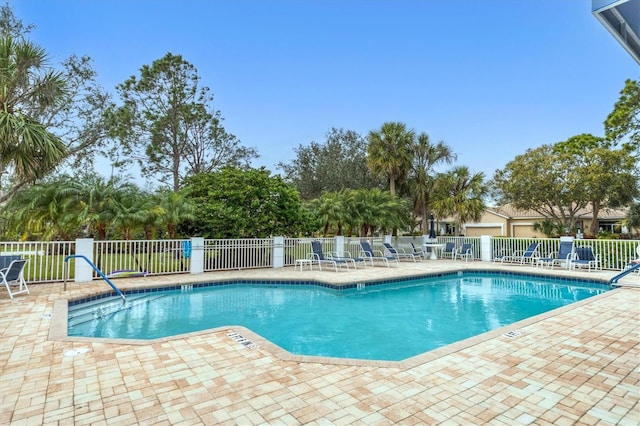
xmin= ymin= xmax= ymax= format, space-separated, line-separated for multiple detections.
xmin=423 ymin=243 xmax=445 ymax=260
xmin=295 ymin=259 xmax=313 ymax=271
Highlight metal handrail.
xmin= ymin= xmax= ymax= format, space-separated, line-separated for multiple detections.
xmin=63 ymin=255 xmax=126 ymax=302
xmin=609 ymin=263 xmax=640 ymax=285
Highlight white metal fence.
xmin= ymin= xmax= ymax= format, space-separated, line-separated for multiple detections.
xmin=93 ymin=239 xmax=191 ymax=276
xmin=1 ymin=236 xmax=638 ymax=284
xmin=203 ymin=238 xmax=273 ymax=271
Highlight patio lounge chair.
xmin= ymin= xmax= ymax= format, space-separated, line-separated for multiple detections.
xmin=500 ymin=242 xmax=540 ymax=265
xmin=410 ymin=242 xmax=426 ymax=259
xmin=455 ymin=243 xmax=473 ymax=262
xmin=624 ymin=244 xmax=640 ymax=279
xmin=538 ymin=240 xmax=574 ymax=269
xmin=571 ymin=246 xmax=601 ymax=271
xmin=359 ymin=241 xmax=398 ymax=267
xmin=440 ymin=242 xmax=456 ymax=259
xmin=308 ymin=241 xmax=351 ymax=271
xmin=1 ymin=258 xmax=29 ymax=299
xmin=382 ymin=242 xmax=420 ymax=262
xmin=630 ymin=243 xmax=640 ymax=265
xmin=329 ymin=250 xmax=368 ymax=269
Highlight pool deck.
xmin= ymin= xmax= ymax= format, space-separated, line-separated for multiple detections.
xmin=1 ymin=260 xmax=638 ymax=425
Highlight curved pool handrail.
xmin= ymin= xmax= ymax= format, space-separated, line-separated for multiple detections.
xmin=609 ymin=263 xmax=640 ymax=285
xmin=63 ymin=255 xmax=126 ymax=302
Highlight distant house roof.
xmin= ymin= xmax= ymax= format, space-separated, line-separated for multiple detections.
xmin=486 ymin=204 xmax=628 ymax=220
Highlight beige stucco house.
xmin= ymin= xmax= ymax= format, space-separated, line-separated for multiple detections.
xmin=452 ymin=205 xmax=630 ymax=238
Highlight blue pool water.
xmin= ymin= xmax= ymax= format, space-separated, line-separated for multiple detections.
xmin=68 ymin=273 xmax=608 ymax=361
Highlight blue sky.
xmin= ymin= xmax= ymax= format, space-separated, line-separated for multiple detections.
xmin=12 ymin=0 xmax=640 ymax=183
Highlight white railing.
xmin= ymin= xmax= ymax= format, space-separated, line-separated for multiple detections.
xmin=94 ymin=239 xmax=191 ymax=276
xmin=492 ymin=238 xmax=640 ymax=270
xmin=393 ymin=235 xmax=483 ymax=260
xmin=0 ymin=240 xmax=75 ymax=283
xmin=1 ymin=236 xmax=638 ymax=284
xmin=203 ymin=238 xmax=273 ymax=271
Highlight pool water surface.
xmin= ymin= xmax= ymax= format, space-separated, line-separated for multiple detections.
xmin=68 ymin=273 xmax=608 ymax=361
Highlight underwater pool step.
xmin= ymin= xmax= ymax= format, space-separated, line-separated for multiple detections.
xmin=68 ymin=294 xmax=167 ymax=328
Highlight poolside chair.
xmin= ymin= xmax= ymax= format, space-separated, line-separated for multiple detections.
xmin=500 ymin=242 xmax=540 ymax=265
xmin=410 ymin=242 xmax=426 ymax=260
xmin=630 ymin=243 xmax=640 ymax=266
xmin=440 ymin=242 xmax=456 ymax=260
xmin=455 ymin=243 xmax=473 ymax=262
xmin=1 ymin=258 xmax=29 ymax=299
xmin=571 ymin=247 xmax=601 ymax=272
xmin=538 ymin=240 xmax=574 ymax=269
xmin=359 ymin=241 xmax=398 ymax=267
xmin=308 ymin=241 xmax=351 ymax=272
xmin=411 ymin=242 xmax=431 ymax=260
xmin=329 ymin=250 xmax=368 ymax=269
xmin=0 ymin=255 xmax=21 ymax=270
xmin=382 ymin=242 xmax=420 ymax=262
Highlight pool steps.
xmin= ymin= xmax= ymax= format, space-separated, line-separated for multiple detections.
xmin=67 ymin=293 xmax=167 ymax=328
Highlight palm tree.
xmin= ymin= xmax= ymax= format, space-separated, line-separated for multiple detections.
xmin=433 ymin=166 xmax=488 ymax=235
xmin=367 ymin=122 xmax=415 ymax=196
xmin=408 ymin=133 xmax=456 ymax=233
xmin=0 ymin=36 xmax=67 ymax=202
xmin=111 ymin=186 xmax=146 ymax=240
xmin=351 ymin=189 xmax=409 ymax=237
xmin=156 ymin=190 xmax=196 ymax=239
xmin=624 ymin=202 xmax=640 ymax=235
xmin=307 ymin=191 xmax=350 ymax=236
xmin=2 ymin=178 xmax=80 ymax=240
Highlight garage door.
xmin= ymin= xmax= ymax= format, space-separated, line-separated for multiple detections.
xmin=466 ymin=227 xmax=501 ymax=237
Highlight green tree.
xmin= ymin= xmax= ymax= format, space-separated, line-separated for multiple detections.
xmin=307 ymin=188 xmax=410 ymax=237
xmin=0 ymin=35 xmax=67 ymax=202
xmin=533 ymin=219 xmax=564 ymax=238
xmin=110 ymin=186 xmax=147 ymax=240
xmin=407 ymin=133 xmax=456 ymax=233
xmin=278 ymin=127 xmax=383 ymax=200
xmin=367 ymin=122 xmax=415 ymax=196
xmin=0 ymin=5 xmax=113 ymax=200
xmin=307 ymin=191 xmax=350 ymax=236
xmin=349 ymin=188 xmax=410 ymax=237
xmin=0 ymin=3 xmax=35 ymax=37
xmin=65 ymin=174 xmax=140 ymax=240
xmin=433 ymin=166 xmax=487 ymax=235
xmin=491 ymin=144 xmax=588 ymax=231
xmin=625 ymin=202 xmax=640 ymax=235
xmin=156 ymin=190 xmax=195 ymax=239
xmin=554 ymin=133 xmax=639 ymax=234
xmin=605 ymin=78 xmax=640 ymax=154
xmin=182 ymin=167 xmax=307 ymax=238
xmin=1 ymin=177 xmax=80 ymax=240
xmin=109 ymin=52 xmax=255 ymax=191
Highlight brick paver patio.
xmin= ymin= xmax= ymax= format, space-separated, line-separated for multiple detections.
xmin=1 ymin=261 xmax=638 ymax=425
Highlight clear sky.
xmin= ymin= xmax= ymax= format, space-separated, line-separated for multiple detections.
xmin=11 ymin=0 xmax=640 ymax=183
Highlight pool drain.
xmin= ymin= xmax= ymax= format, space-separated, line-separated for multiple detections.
xmin=64 ymin=347 xmax=89 ymax=357
xmin=502 ymin=330 xmax=523 ymax=339
xmin=227 ymin=331 xmax=258 ymax=349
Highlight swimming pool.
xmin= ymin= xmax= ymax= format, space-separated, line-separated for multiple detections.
xmin=68 ymin=272 xmax=609 ymax=361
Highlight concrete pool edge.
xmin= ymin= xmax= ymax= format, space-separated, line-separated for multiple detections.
xmin=48 ymin=268 xmax=621 ymax=368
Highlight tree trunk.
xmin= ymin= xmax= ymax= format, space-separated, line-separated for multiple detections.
xmin=590 ymin=201 xmax=601 ymax=235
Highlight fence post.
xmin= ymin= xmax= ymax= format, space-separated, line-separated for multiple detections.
xmin=190 ymin=237 xmax=204 ymax=274
xmin=75 ymin=238 xmax=94 ymax=282
xmin=334 ymin=235 xmax=345 ymax=257
xmin=273 ymin=236 xmax=284 ymax=268
xmin=480 ymin=235 xmax=492 ymax=262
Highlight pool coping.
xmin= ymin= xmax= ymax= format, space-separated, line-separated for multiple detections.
xmin=49 ymin=268 xmax=617 ymax=369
